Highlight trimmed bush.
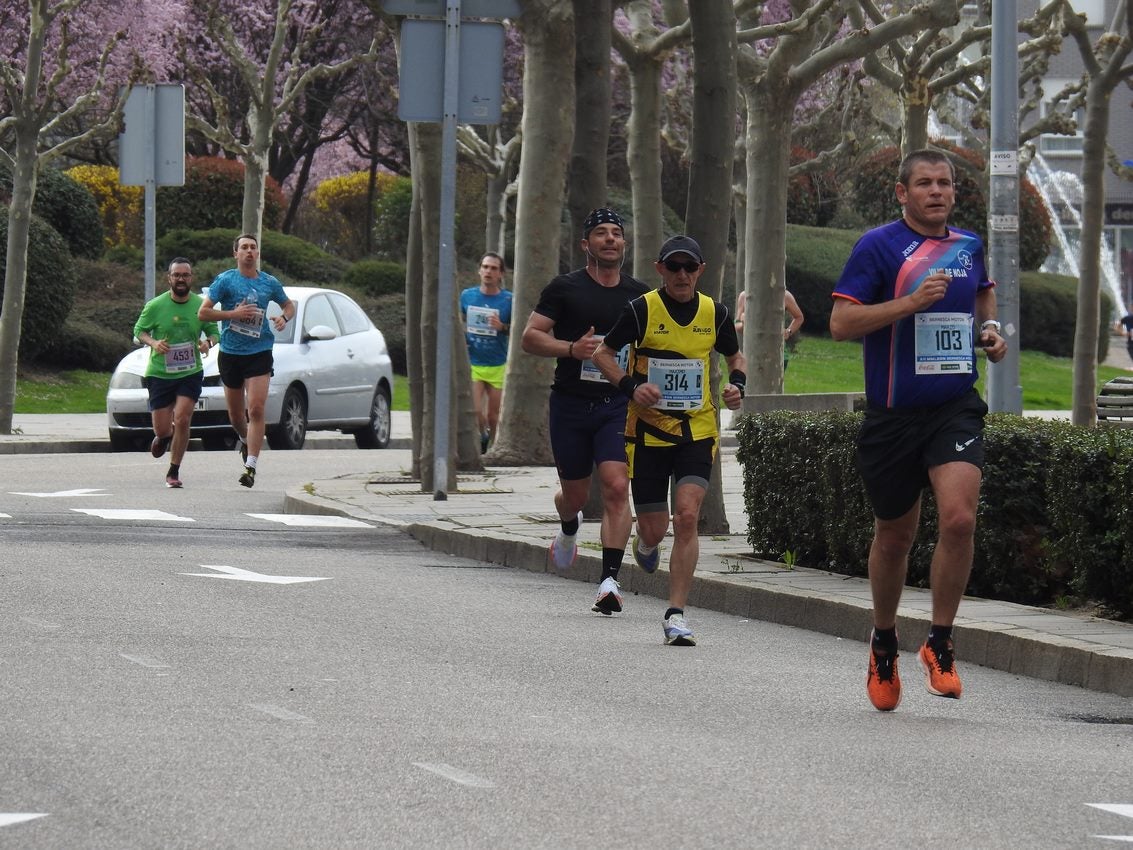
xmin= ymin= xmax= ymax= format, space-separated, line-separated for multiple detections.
xmin=312 ymin=170 xmax=403 ymax=260
xmin=0 ymin=208 xmax=77 ymax=361
xmin=156 ymin=228 xmax=349 ymax=283
xmin=373 ymin=176 xmax=413 ymax=263
xmin=156 ymin=156 xmax=286 ymax=236
xmin=0 ymin=163 xmax=104 ymax=259
xmin=737 ymin=410 xmax=1133 ymax=618
xmin=342 ymin=259 xmax=406 ymax=298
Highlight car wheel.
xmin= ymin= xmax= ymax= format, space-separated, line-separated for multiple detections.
xmin=109 ymin=430 xmax=137 ymax=452
xmin=353 ymin=384 xmax=391 ymax=449
xmin=266 ymin=386 xmax=307 ymax=450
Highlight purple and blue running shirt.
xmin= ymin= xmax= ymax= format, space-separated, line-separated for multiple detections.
xmin=833 ymin=220 xmax=995 ymax=409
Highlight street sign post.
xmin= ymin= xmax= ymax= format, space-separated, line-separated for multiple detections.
xmin=119 ymin=84 xmax=185 ymax=302
xmin=385 ymin=0 xmax=510 ymax=500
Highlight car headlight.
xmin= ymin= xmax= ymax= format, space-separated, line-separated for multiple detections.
xmin=109 ymin=371 xmax=145 ymax=390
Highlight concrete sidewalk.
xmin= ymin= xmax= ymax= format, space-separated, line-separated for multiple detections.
xmin=3 ymin=411 xmax=1131 ymax=698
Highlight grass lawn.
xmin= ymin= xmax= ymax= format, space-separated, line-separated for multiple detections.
xmin=14 ymin=368 xmax=412 ymax=414
xmin=12 ymin=339 xmax=1130 ymax=415
xmin=785 ymin=335 xmax=1130 ymax=410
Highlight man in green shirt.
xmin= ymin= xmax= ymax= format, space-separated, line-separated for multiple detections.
xmin=133 ymin=258 xmax=220 ymax=488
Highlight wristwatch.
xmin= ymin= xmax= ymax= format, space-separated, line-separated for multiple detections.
xmin=980 ymin=319 xmax=1001 ymax=333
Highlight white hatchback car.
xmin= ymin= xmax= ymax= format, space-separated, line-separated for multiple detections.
xmin=107 ymin=285 xmax=394 ymax=451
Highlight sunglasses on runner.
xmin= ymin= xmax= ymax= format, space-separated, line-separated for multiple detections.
xmin=663 ymin=259 xmax=700 ymax=273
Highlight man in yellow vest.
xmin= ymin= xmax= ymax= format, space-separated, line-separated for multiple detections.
xmin=592 ymin=235 xmax=747 ymax=646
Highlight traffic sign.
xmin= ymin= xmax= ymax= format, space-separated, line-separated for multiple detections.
xmin=397 ymin=19 xmax=505 ymax=123
xmin=383 ymin=0 xmax=520 ymax=17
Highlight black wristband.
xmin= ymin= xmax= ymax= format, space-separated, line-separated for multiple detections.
xmin=729 ymin=369 xmax=746 ymax=398
xmin=618 ymin=375 xmax=641 ymax=399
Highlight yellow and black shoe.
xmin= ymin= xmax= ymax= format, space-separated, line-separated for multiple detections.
xmin=238 ymin=466 xmax=256 ymax=488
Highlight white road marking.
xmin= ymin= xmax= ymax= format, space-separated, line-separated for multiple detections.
xmin=120 ymin=653 xmax=170 ymax=669
xmin=181 ymin=564 xmax=332 ymax=584
xmin=0 ymin=814 xmax=48 ymax=827
xmin=247 ymin=513 xmax=373 ymax=528
xmin=249 ymin=703 xmax=314 ymax=723
xmin=11 ymin=488 xmax=108 ymax=498
xmin=1089 ymin=803 xmax=1133 ymax=842
xmin=71 ymin=508 xmax=194 ymax=522
xmin=412 ymin=763 xmax=495 ymax=788
xmin=0 ymin=512 xmax=10 ymax=518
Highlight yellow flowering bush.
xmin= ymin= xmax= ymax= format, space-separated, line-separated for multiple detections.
xmin=310 ymin=171 xmax=400 ymax=259
xmin=67 ymin=164 xmax=144 ymax=249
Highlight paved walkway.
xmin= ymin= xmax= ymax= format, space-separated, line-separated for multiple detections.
xmin=4 ymin=411 xmax=1131 ymax=699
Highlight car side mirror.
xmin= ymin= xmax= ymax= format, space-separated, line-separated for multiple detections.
xmin=302 ymin=324 xmax=338 ymax=343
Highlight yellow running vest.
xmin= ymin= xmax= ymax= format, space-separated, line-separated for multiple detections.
xmin=625 ymin=290 xmax=719 ymax=446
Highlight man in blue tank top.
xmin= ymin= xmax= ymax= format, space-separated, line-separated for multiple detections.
xmin=831 ymin=149 xmax=1007 ymax=712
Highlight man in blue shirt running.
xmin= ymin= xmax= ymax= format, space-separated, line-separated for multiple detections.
xmin=198 ymin=233 xmax=295 ymax=488
xmin=831 ymin=149 xmax=1006 ymax=712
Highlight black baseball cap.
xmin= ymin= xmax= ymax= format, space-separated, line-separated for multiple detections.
xmin=657 ymin=235 xmax=703 ymax=264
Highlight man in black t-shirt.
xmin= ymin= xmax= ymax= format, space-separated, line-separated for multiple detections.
xmin=521 ymin=208 xmax=650 ymax=616
xmin=1121 ymin=312 xmax=1133 ymax=364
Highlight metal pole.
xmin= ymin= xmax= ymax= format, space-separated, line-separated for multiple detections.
xmin=987 ymin=0 xmax=1022 ymax=413
xmin=143 ymin=85 xmax=157 ymax=303
xmin=432 ymin=0 xmax=460 ymax=500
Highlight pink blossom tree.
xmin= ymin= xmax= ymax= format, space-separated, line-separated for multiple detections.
xmin=0 ymin=0 xmax=183 ymax=433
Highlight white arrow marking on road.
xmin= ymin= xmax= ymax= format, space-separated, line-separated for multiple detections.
xmin=71 ymin=508 xmax=194 ymax=522
xmin=120 ymin=653 xmax=170 ymax=669
xmin=0 ymin=512 xmax=10 ymax=518
xmin=1089 ymin=803 xmax=1133 ymax=842
xmin=0 ymin=814 xmax=48 ymax=827
xmin=247 ymin=513 xmax=373 ymax=528
xmin=11 ymin=488 xmax=108 ymax=498
xmin=413 ymin=763 xmax=495 ymax=788
xmin=181 ymin=565 xmax=331 ymax=584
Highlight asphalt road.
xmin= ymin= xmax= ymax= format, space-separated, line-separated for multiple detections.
xmin=1 ymin=450 xmax=1131 ymax=849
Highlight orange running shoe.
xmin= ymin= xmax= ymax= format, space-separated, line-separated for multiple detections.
xmin=918 ymin=640 xmax=962 ymax=698
xmin=867 ymin=639 xmax=901 ymax=711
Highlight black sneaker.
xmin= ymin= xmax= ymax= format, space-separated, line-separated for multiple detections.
xmin=239 ymin=466 xmax=256 ymax=488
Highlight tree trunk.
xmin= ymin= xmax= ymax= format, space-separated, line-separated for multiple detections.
xmin=0 ymin=133 xmax=40 ymax=434
xmin=492 ymin=0 xmax=574 ymax=466
xmin=622 ymin=0 xmax=664 ymax=279
xmin=242 ymin=101 xmax=272 ymax=243
xmin=742 ymin=91 xmax=792 ymax=395
xmin=406 ymin=123 xmax=425 ymax=479
xmin=568 ymin=0 xmax=612 ymax=269
xmin=685 ymin=0 xmax=738 ymax=535
xmin=411 ymin=121 xmax=457 ymax=492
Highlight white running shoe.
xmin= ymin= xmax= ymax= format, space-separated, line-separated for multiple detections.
xmin=549 ymin=511 xmax=582 ymax=569
xmin=663 ymin=612 xmax=696 ymax=646
xmin=592 ymin=577 xmax=623 ymax=615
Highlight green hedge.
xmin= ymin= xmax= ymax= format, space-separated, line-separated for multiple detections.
xmin=342 ymin=259 xmax=406 ymax=298
xmin=0 ymin=163 xmax=104 ymax=259
xmin=736 ymin=411 xmax=1133 ymax=618
xmin=156 ymin=228 xmax=350 ymax=284
xmin=0 ymin=208 xmax=77 ymax=361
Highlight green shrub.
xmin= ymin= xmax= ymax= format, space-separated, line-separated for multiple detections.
xmin=156 ymin=228 xmax=349 ymax=283
xmin=0 ymin=163 xmax=104 ymax=259
xmin=737 ymin=411 xmax=1133 ymax=617
xmin=0 ymin=208 xmax=77 ymax=361
xmin=342 ymin=259 xmax=406 ymax=297
xmin=787 ymin=147 xmax=839 ymax=227
xmin=373 ymin=176 xmax=413 ymax=262
xmin=38 ymin=315 xmax=134 ymax=372
xmin=850 ymin=144 xmax=1053 ymax=271
xmin=156 ymin=156 xmax=286 ymax=236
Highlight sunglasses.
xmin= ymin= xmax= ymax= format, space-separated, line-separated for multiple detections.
xmin=663 ymin=259 xmax=700 ymax=273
